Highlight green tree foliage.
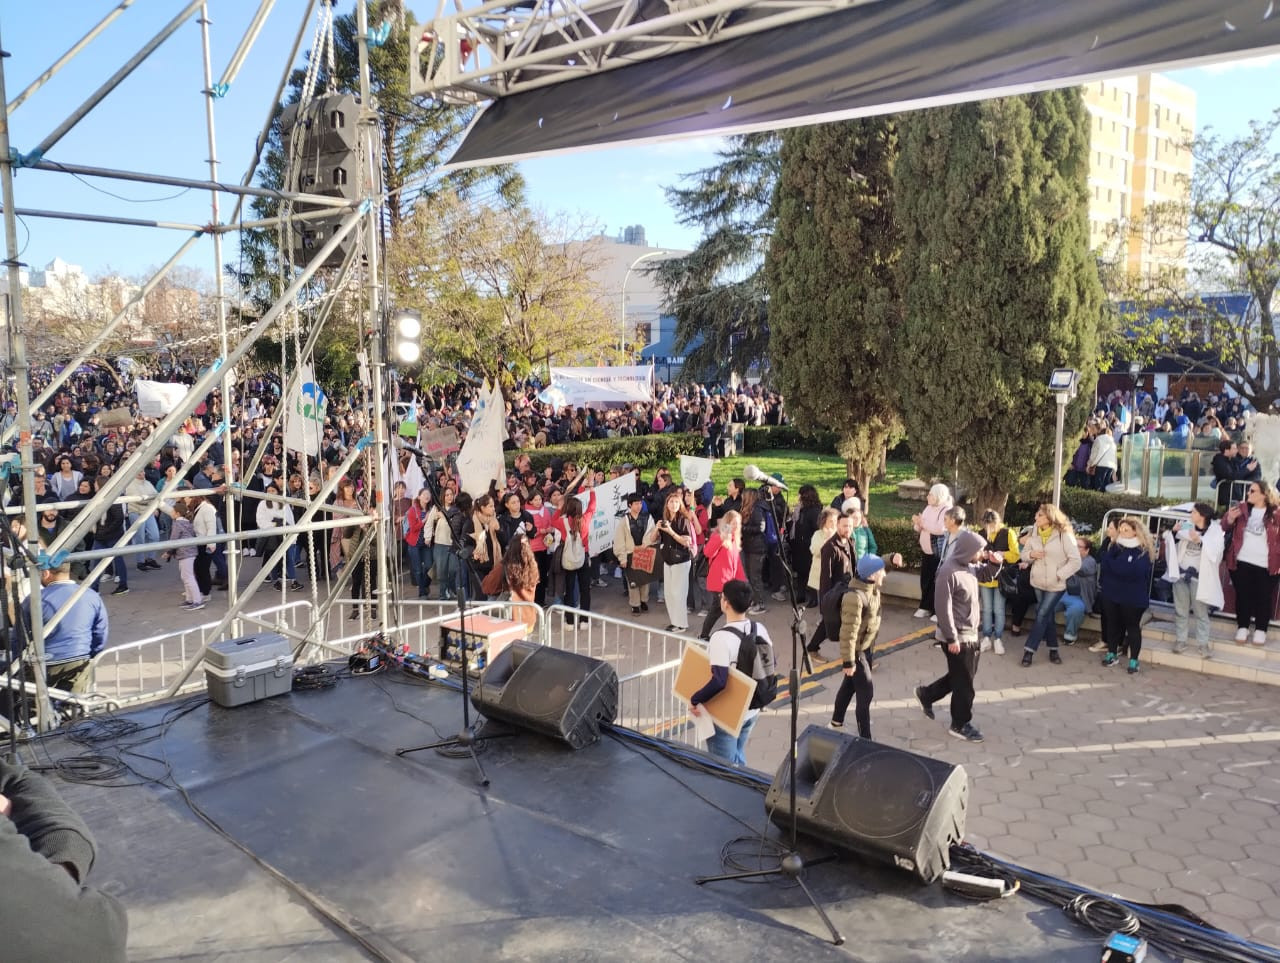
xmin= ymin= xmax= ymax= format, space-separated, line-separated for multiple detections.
xmin=894 ymin=90 xmax=1104 ymax=515
xmin=766 ymin=119 xmax=904 ymax=502
xmin=233 ymin=2 xmax=522 ymax=384
xmin=388 ymin=191 xmax=621 ymax=385
xmin=1105 ymin=109 xmax=1280 ymax=410
xmin=652 ymin=134 xmax=779 ymax=379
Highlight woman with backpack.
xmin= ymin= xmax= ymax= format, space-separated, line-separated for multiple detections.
xmin=551 ymin=482 xmax=596 ymax=627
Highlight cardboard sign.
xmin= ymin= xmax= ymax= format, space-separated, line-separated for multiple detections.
xmin=626 ymin=545 xmax=660 ymax=586
xmin=96 ymin=407 xmax=134 ymax=429
xmin=420 ymin=426 xmax=461 ymax=459
xmin=672 ymin=642 xmax=756 ymax=739
xmin=575 ymin=474 xmax=636 ymax=556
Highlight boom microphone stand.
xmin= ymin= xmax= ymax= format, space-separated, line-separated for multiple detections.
xmin=695 ymin=486 xmax=844 ymax=946
xmin=396 ymin=469 xmax=510 ymax=787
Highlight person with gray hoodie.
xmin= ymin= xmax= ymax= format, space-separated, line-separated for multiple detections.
xmin=915 ymin=529 xmax=1003 ymax=743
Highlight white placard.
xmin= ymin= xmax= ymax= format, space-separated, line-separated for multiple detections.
xmin=134 ymin=380 xmax=190 ymax=417
xmin=679 ymin=454 xmax=714 ymax=492
xmin=575 ymin=474 xmax=636 ymax=556
xmin=283 ymin=365 xmax=327 ymax=456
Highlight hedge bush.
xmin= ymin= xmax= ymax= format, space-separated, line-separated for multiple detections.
xmin=1005 ymin=488 xmax=1179 ymax=534
xmin=744 ymin=425 xmax=840 ymax=455
xmin=505 ymin=433 xmax=703 ymax=472
xmin=869 ymin=517 xmax=923 ymax=568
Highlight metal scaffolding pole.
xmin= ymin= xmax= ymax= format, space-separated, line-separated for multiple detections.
xmin=0 ymin=21 xmax=52 ymax=729
xmin=0 ymin=206 xmax=207 ymax=232
xmin=199 ymin=3 xmax=241 ymax=615
xmin=30 ymin=0 xmax=204 ymax=161
xmin=5 ymin=1 xmax=137 ymax=114
xmin=355 ymin=0 xmax=392 ymax=626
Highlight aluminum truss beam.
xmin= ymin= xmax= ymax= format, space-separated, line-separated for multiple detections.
xmin=409 ymin=0 xmax=886 ymax=102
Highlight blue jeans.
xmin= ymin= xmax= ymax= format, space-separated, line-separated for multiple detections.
xmin=1057 ymin=594 xmax=1087 ymax=640
xmin=1024 ymin=588 xmax=1065 ymax=652
xmin=979 ymin=584 xmax=1006 ymax=640
xmin=433 ymin=544 xmax=456 ymax=600
xmin=92 ymin=555 xmax=128 ymax=592
xmin=128 ymin=512 xmax=160 ymax=563
xmin=706 ymin=713 xmax=758 ymax=767
xmin=409 ymin=540 xmax=432 ymax=596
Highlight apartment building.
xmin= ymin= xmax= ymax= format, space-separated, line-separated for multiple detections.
xmin=1082 ymin=73 xmax=1197 ymax=278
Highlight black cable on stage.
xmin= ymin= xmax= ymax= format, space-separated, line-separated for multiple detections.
xmin=949 ymin=844 xmax=1280 ymax=963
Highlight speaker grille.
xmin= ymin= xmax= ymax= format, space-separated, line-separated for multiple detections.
xmin=830 ymin=749 xmax=938 ymax=840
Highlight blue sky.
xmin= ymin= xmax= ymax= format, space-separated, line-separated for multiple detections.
xmin=2 ymin=5 xmax=1278 ymax=278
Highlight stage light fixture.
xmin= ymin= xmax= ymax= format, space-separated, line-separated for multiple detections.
xmin=392 ymin=309 xmax=422 ymax=364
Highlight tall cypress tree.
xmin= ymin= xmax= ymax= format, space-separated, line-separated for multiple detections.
xmin=766 ymin=119 xmax=903 ymax=499
xmin=894 ymin=90 xmax=1104 ymax=515
xmin=652 ymin=133 xmax=779 ymax=379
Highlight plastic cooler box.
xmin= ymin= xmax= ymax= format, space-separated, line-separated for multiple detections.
xmin=204 ymin=633 xmax=293 ymax=707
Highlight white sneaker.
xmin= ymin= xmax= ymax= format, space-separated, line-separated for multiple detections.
xmin=993 ymin=638 xmax=1005 ymax=655
xmin=1088 ymin=640 xmax=1107 ymax=653
xmin=980 ymin=636 xmax=992 ymax=652
xmin=1253 ymin=630 xmax=1267 ymax=647
xmin=912 ymin=608 xmax=929 ymax=619
xmin=1236 ymin=627 xmax=1250 ymax=644
xmin=930 ymin=614 xmax=938 ymax=623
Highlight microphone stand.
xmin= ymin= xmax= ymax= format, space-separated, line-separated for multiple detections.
xmin=694 ymin=486 xmax=844 ymax=945
xmin=396 ymin=468 xmax=511 ymax=787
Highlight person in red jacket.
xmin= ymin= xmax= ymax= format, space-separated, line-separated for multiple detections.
xmin=403 ymin=488 xmax=433 ymax=598
xmin=698 ymin=510 xmax=744 ymax=640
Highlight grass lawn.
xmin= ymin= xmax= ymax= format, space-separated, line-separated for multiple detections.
xmin=701 ymin=450 xmax=922 ymax=519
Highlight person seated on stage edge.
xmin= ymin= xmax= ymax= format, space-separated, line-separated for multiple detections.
xmin=0 ymin=755 xmax=128 ymax=961
xmin=27 ymin=560 xmax=109 ymax=694
xmin=689 ymin=579 xmax=770 ymax=767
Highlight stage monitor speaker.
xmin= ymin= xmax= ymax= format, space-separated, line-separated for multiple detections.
xmin=765 ymin=725 xmax=968 ymax=883
xmin=470 ymin=641 xmax=618 ymax=750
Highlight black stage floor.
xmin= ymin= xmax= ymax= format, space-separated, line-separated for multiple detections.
xmin=31 ymin=672 xmax=1119 ymax=962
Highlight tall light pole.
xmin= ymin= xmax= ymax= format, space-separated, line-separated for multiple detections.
xmin=619 ymin=249 xmax=670 ymax=358
xmin=1050 ymin=368 xmax=1079 ymax=509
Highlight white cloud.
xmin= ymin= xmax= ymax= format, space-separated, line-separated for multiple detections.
xmin=1198 ymin=52 xmax=1280 ymax=75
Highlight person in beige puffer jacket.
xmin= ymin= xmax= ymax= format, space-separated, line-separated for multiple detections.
xmin=1019 ymin=503 xmax=1081 ymax=667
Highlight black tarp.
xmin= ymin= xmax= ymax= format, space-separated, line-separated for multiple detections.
xmin=447 ymin=0 xmax=1280 ymax=167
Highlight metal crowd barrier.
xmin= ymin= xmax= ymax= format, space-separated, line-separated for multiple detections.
xmin=1098 ymin=506 xmax=1273 ymax=626
xmin=544 ymin=605 xmax=702 ymax=747
xmin=90 ymin=600 xmax=315 ymax=706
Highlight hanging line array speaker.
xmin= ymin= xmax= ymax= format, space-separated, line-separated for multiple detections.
xmin=765 ymin=725 xmax=969 ymax=883
xmin=470 ymin=641 xmax=619 ymax=750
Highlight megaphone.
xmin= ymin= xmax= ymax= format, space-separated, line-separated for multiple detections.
xmin=744 ymin=464 xmax=788 ymax=491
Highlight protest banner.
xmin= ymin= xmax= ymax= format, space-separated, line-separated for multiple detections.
xmin=135 ymin=380 xmax=189 ymax=418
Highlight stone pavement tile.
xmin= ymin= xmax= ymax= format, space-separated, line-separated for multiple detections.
xmin=1147 ymin=834 xmax=1200 ymax=858
xmin=1055 ymin=825 xmax=1102 ymax=849
xmin=1006 ymin=820 xmax=1056 ymax=844
xmin=1036 ymin=839 xmax=1087 ymax=865
xmin=1067 ymin=812 xmax=1116 ymax=834
xmin=1138 ymin=849 xmax=1191 ymax=875
xmin=1207 ymin=892 xmax=1263 ymax=925
xmin=1083 ymin=844 xmax=1135 ymax=870
xmin=1196 ymin=838 xmax=1248 ymax=863
xmin=1221 ymin=874 xmax=1277 ymax=902
xmin=1116 ymin=864 xmax=1172 ymax=895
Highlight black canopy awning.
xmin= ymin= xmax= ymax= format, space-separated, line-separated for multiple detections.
xmin=447 ymin=0 xmax=1280 ymax=168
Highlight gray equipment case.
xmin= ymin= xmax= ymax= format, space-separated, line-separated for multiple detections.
xmin=204 ymin=633 xmax=293 ymax=708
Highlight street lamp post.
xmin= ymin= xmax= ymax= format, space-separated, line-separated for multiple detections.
xmin=1050 ymin=368 xmax=1079 ymax=509
xmin=619 ymin=250 xmax=670 ymax=358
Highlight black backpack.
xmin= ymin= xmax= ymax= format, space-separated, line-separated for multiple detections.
xmin=723 ymin=621 xmax=779 ymax=710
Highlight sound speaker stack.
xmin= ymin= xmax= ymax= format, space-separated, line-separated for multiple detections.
xmin=470 ymin=641 xmax=618 ymax=750
xmin=278 ymin=93 xmax=361 ymax=269
xmin=765 ymin=725 xmax=969 ymax=883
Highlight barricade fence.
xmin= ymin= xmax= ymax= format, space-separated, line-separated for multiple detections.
xmin=1099 ymin=506 xmax=1277 ymax=627
xmin=91 ymin=600 xmax=315 ymax=707
xmin=544 ymin=605 xmax=702 ymax=746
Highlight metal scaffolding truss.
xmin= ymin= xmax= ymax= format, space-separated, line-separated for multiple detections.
xmin=0 ymin=1 xmax=394 ymax=730
xmin=409 ymin=0 xmax=887 ymax=102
